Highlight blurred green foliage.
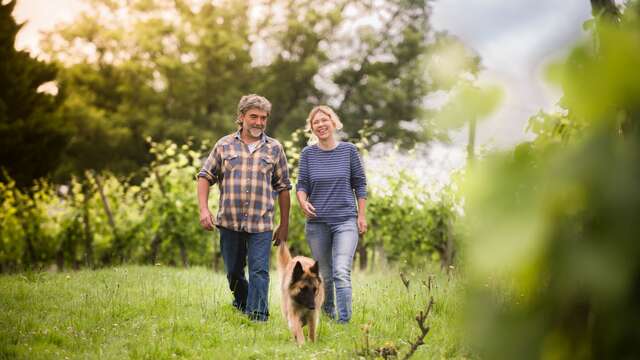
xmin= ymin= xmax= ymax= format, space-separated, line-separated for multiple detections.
xmin=426 ymin=35 xmax=503 ymax=162
xmin=432 ymin=82 xmax=503 ymax=131
xmin=462 ymin=1 xmax=640 ymax=358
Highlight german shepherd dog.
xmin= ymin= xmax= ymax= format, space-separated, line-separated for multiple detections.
xmin=277 ymin=241 xmax=324 ymax=345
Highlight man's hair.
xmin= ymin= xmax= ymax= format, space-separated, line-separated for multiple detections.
xmin=236 ymin=94 xmax=272 ymax=126
xmin=305 ymin=105 xmax=343 ymax=145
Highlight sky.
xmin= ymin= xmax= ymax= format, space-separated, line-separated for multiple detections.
xmin=430 ymin=0 xmax=592 ymax=148
xmin=12 ymin=0 xmax=595 ymax=149
xmin=12 ymin=0 xmax=85 ymax=54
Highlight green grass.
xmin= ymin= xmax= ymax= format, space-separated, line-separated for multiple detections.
xmin=0 ymin=265 xmax=467 ymax=359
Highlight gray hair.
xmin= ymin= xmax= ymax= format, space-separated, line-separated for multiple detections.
xmin=236 ymin=94 xmax=272 ymax=125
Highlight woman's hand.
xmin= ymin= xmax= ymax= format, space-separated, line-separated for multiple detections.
xmin=300 ymin=200 xmax=317 ymax=218
xmin=357 ymin=215 xmax=368 ymax=235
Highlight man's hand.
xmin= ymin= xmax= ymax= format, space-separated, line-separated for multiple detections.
xmin=300 ymin=200 xmax=317 ymax=218
xmin=199 ymin=208 xmax=215 ymax=231
xmin=357 ymin=215 xmax=368 ymax=235
xmin=272 ymin=223 xmax=289 ymax=246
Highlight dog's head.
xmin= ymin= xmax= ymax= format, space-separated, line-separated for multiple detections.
xmin=289 ymin=261 xmax=322 ymax=310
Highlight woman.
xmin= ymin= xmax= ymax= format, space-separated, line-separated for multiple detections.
xmin=296 ymin=105 xmax=367 ymax=323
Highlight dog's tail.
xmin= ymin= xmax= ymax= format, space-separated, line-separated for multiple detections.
xmin=277 ymin=240 xmax=292 ymax=273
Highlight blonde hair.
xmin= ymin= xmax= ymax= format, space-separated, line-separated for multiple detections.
xmin=235 ymin=94 xmax=272 ymax=127
xmin=305 ymin=105 xmax=343 ymax=145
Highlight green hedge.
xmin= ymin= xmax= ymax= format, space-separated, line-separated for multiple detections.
xmin=0 ymin=139 xmax=458 ymax=272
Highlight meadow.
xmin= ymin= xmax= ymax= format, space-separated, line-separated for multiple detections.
xmin=0 ymin=265 xmax=465 ymax=359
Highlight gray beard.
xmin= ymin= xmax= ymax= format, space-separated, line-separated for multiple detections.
xmin=248 ymin=128 xmax=263 ymax=138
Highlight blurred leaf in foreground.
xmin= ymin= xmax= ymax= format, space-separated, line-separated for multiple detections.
xmin=462 ymin=1 xmax=640 ymax=359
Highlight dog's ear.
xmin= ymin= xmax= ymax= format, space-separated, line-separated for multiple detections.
xmin=292 ymin=261 xmax=304 ymax=282
xmin=310 ymin=261 xmax=319 ymax=275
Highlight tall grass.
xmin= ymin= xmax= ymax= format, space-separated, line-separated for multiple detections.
xmin=0 ymin=266 xmax=466 ymax=359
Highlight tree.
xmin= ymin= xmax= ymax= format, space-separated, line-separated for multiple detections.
xmin=432 ymin=80 xmax=503 ymax=162
xmin=332 ymin=0 xmax=443 ymax=147
xmin=42 ymin=0 xmax=254 ymax=180
xmin=252 ymin=0 xmax=347 ymax=139
xmin=426 ymin=35 xmax=502 ymax=163
xmin=253 ymin=0 xmax=457 ymax=147
xmin=36 ymin=0 xmax=458 ymax=182
xmin=0 ymin=0 xmax=68 ymax=187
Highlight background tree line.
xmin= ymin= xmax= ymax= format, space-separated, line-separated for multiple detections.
xmin=2 ymin=0 xmax=465 ymax=188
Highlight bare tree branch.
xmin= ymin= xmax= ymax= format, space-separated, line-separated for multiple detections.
xmin=402 ymin=297 xmax=434 ymax=360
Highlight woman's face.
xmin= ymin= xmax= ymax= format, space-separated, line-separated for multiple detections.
xmin=310 ymin=111 xmax=335 ymax=141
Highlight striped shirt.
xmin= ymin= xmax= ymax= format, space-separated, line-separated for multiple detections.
xmin=296 ymin=142 xmax=367 ymax=222
xmin=198 ymin=131 xmax=291 ymax=233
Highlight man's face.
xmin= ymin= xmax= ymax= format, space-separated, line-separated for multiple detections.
xmin=240 ymin=108 xmax=268 ymax=139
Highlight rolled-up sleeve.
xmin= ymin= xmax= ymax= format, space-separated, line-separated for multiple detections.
xmin=350 ymin=146 xmax=367 ymax=199
xmin=272 ymin=145 xmax=292 ymax=192
xmin=197 ymin=145 xmax=222 ymax=186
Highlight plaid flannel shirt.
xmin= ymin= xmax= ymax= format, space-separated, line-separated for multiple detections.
xmin=198 ymin=131 xmax=291 ymax=233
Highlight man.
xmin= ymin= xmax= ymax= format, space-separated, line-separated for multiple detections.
xmin=197 ymin=94 xmax=291 ymax=321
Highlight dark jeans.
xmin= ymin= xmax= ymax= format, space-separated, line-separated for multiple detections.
xmin=219 ymin=227 xmax=272 ymax=321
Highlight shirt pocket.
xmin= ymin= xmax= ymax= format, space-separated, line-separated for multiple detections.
xmin=223 ymin=154 xmax=241 ymax=172
xmin=258 ymin=156 xmax=275 ymax=175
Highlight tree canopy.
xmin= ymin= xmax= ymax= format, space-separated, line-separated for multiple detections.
xmin=0 ymin=0 xmax=68 ymax=187
xmin=18 ymin=0 xmax=457 ymax=183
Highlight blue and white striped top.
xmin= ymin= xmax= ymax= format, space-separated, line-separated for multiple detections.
xmin=296 ymin=142 xmax=367 ymax=222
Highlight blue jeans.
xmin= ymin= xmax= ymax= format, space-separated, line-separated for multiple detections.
xmin=219 ymin=227 xmax=272 ymax=321
xmin=305 ymin=217 xmax=359 ymax=323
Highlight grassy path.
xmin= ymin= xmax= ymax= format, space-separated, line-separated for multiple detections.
xmin=0 ymin=266 xmax=465 ymax=359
